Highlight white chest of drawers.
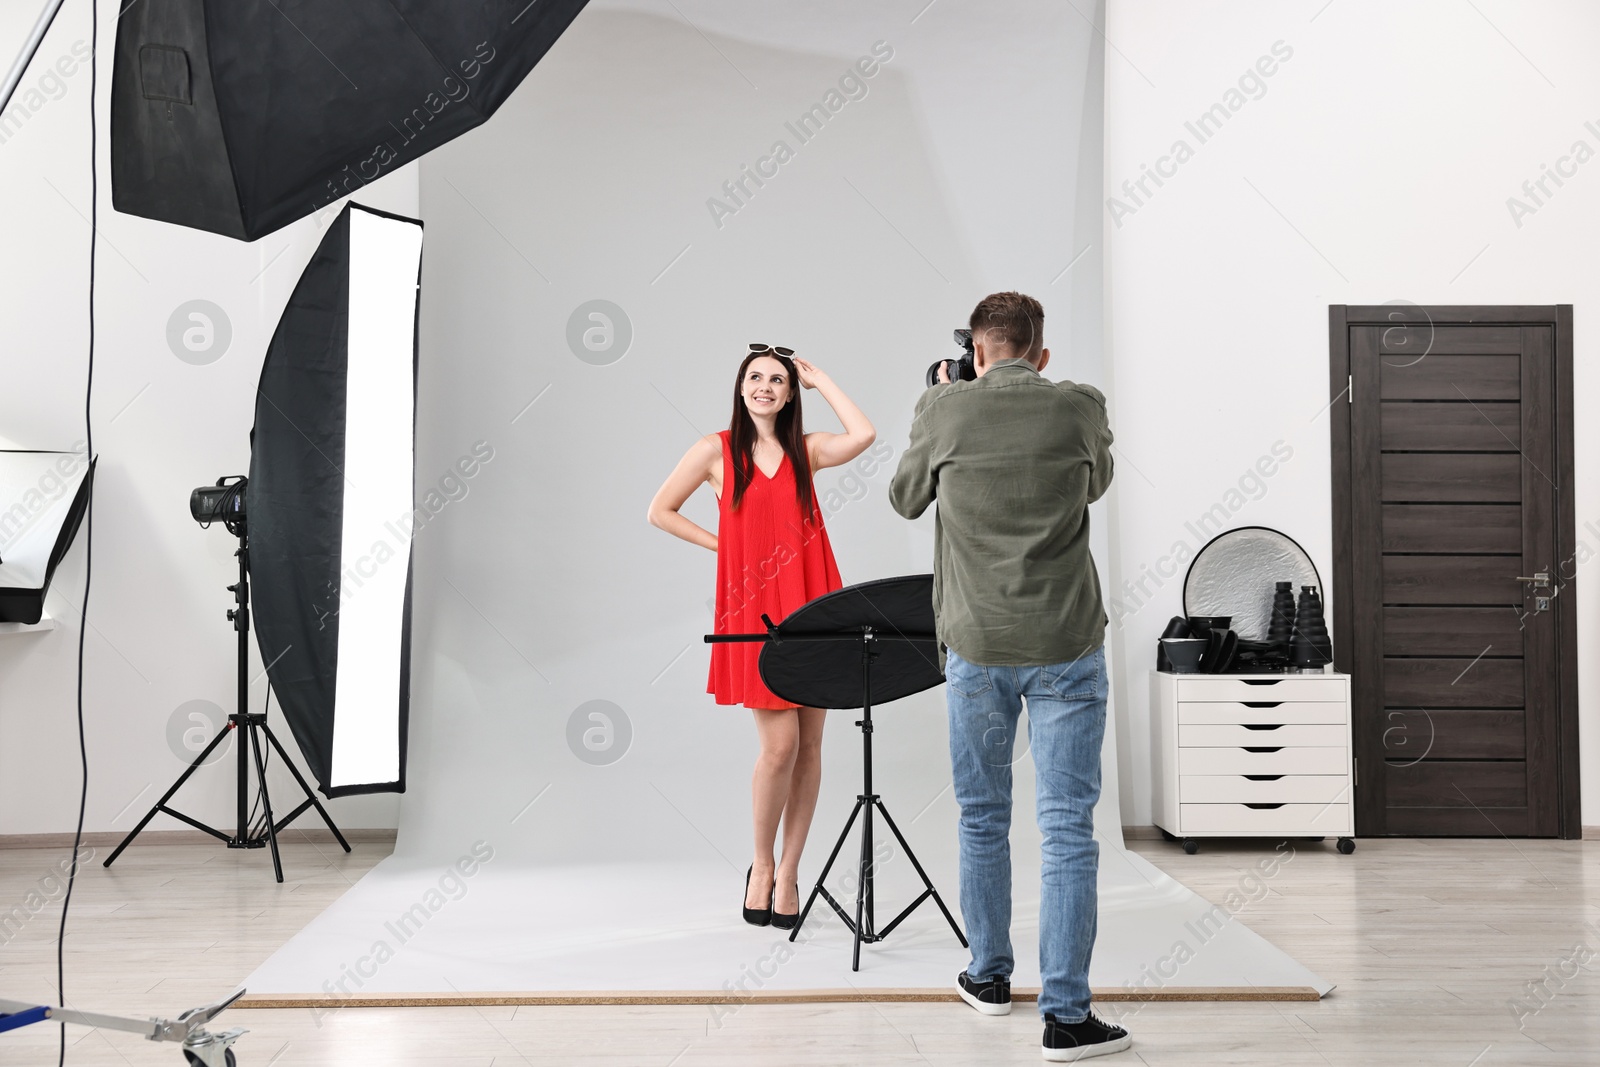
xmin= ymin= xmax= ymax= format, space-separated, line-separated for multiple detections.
xmin=1150 ymin=670 xmax=1355 ymax=854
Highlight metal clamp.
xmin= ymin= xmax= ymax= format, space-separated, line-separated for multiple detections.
xmin=0 ymin=990 xmax=246 ymax=1066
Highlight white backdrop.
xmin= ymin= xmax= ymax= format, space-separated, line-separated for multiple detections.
xmin=393 ymin=0 xmax=1117 ymax=871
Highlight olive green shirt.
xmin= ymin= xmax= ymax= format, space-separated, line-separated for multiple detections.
xmin=888 ymin=357 xmax=1114 ymax=670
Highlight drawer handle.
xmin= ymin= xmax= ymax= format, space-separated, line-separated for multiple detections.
xmin=1243 ymin=747 xmax=1283 ymax=753
xmin=1242 ymin=724 xmax=1283 ymax=731
xmin=1245 ymin=803 xmax=1285 ymax=810
xmin=1242 ymin=701 xmax=1283 ymax=708
xmin=1241 ymin=680 xmax=1282 ymax=686
xmin=1244 ymin=775 xmax=1284 ymax=781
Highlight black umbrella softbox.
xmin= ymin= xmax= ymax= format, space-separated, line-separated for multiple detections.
xmin=249 ymin=202 xmax=422 ymax=797
xmin=111 ymin=0 xmax=589 ymax=241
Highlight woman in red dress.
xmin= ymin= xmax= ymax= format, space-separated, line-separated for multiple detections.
xmin=647 ymin=346 xmax=876 ymax=928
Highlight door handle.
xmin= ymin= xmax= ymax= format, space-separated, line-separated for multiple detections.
xmin=1516 ymin=572 xmax=1550 ymax=588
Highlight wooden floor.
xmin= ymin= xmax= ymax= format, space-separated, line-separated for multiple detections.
xmin=1 ymin=832 xmax=1597 ymax=1065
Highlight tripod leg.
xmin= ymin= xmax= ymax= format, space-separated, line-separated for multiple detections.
xmin=103 ymin=724 xmax=232 ymax=868
xmin=852 ymin=802 xmax=875 ymax=972
xmin=247 ymin=723 xmax=285 ymax=883
xmin=789 ymin=797 xmax=863 ymax=943
xmin=863 ymin=803 xmax=877 ymax=936
xmin=261 ymin=722 xmax=351 ymax=852
xmin=875 ymin=799 xmax=968 ymax=948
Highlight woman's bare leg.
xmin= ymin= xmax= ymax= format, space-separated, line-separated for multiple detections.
xmin=748 ymin=707 xmax=800 ymax=910
xmin=774 ymin=707 xmax=826 ymax=914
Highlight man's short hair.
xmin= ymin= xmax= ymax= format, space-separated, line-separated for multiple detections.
xmin=970 ymin=291 xmax=1044 ymax=361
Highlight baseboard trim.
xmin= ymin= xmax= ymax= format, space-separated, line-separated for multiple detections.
xmin=0 ymin=828 xmax=397 ymax=850
xmin=1131 ymin=824 xmax=1600 ymax=841
xmin=236 ymin=986 xmax=1324 ymax=1009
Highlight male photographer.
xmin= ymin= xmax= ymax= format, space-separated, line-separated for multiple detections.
xmin=889 ymin=292 xmax=1126 ymax=1061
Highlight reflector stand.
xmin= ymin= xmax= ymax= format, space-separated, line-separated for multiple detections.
xmin=705 ymin=575 xmax=967 ymax=970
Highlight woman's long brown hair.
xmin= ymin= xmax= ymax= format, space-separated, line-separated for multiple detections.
xmin=727 ymin=351 xmax=817 ymax=523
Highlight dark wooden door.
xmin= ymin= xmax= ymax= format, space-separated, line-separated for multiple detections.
xmin=1331 ymin=306 xmax=1578 ymax=838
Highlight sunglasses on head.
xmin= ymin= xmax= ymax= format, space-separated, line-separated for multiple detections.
xmin=748 ymin=344 xmax=795 ymax=357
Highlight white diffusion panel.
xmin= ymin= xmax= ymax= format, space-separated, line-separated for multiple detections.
xmin=331 ymin=209 xmax=422 ymax=788
xmin=0 ymin=451 xmax=90 ymax=589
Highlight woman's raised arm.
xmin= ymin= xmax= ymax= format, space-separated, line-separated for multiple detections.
xmin=792 ymin=358 xmax=875 ymax=471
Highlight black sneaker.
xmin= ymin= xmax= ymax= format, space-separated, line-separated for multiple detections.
xmin=956 ymin=971 xmax=1011 ymax=1016
xmin=1041 ymin=1011 xmax=1131 ymax=1061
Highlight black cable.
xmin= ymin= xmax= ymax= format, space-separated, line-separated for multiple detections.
xmin=57 ymin=0 xmax=96 ymax=1061
xmin=247 ymin=683 xmax=274 ymax=836
xmin=193 ymin=477 xmax=247 ymax=538
xmin=220 ymin=478 xmax=246 ymax=538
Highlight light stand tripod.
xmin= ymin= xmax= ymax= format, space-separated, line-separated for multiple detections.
xmin=707 ymin=574 xmax=966 ymax=970
xmin=104 ymin=531 xmax=349 ymax=883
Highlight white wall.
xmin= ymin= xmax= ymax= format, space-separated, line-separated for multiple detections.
xmin=1104 ymin=0 xmax=1599 ymax=826
xmin=0 ymin=0 xmax=409 ymax=834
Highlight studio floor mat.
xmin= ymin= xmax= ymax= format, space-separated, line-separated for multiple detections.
xmin=237 ymin=844 xmax=1331 ymax=1007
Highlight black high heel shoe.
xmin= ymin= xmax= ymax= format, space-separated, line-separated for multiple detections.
xmin=770 ymin=881 xmax=800 ymax=930
xmin=743 ymin=865 xmax=773 ymax=927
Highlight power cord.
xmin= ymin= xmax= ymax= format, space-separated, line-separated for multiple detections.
xmin=56 ymin=0 xmax=97 ymax=1061
xmin=247 ymin=684 xmax=274 ymax=837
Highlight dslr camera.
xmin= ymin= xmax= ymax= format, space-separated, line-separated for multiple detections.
xmin=925 ymin=329 xmax=976 ymax=388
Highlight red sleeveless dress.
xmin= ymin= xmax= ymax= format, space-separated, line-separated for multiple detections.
xmin=709 ymin=429 xmax=843 ymax=709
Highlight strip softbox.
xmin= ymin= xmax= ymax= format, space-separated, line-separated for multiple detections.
xmin=0 ymin=450 xmax=93 ymax=625
xmin=248 ymin=203 xmax=421 ymax=796
xmin=110 ymin=0 xmax=590 ymax=242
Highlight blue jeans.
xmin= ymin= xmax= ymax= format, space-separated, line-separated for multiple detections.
xmin=945 ymin=644 xmax=1106 ymax=1022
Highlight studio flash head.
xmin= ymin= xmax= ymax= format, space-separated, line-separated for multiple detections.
xmin=191 ymin=476 xmax=247 ymax=534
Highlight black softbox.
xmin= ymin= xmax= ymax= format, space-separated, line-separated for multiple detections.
xmin=249 ymin=202 xmax=422 ymax=797
xmin=110 ymin=0 xmax=589 ymax=241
